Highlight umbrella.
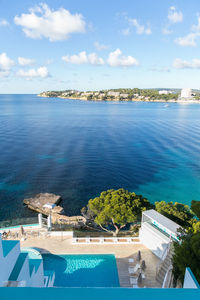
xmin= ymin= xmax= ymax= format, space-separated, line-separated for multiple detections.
xmin=136 ymin=250 xmax=141 ymax=261
xmin=137 ymin=272 xmax=142 ymax=284
xmin=141 ymin=260 xmax=146 ymax=270
xmin=20 ymin=225 xmax=24 ymax=235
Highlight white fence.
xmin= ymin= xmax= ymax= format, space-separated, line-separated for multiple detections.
xmin=72 ymin=236 xmax=141 ymax=244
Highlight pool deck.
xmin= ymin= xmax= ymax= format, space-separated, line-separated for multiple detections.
xmin=19 ymin=235 xmax=161 ymax=288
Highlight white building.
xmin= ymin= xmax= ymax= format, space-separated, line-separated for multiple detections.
xmin=181 ymin=88 xmax=192 ymax=98
xmin=139 ymin=209 xmax=180 ymax=259
xmin=0 ymin=234 xmax=54 ymax=287
xmin=107 ymin=91 xmax=120 ymax=97
xmin=120 ymin=93 xmax=129 ymax=98
xmin=159 ymin=90 xmax=169 ymax=95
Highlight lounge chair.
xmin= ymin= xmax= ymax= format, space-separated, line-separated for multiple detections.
xmin=128 ymin=267 xmax=135 ymax=274
xmin=132 ymin=284 xmax=139 ymax=288
xmin=130 ymin=277 xmax=137 ymax=285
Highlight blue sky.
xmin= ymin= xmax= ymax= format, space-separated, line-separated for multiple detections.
xmin=1 ymin=0 xmax=200 ymax=93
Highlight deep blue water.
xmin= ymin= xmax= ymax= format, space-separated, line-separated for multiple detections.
xmin=0 ymin=94 xmax=200 ymax=222
xmin=42 ymin=254 xmax=119 ymax=287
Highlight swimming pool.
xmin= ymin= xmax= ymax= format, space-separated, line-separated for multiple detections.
xmin=42 ymin=254 xmax=120 ymax=287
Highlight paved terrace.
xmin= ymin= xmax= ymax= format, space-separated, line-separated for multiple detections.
xmin=17 ymin=234 xmax=161 ymax=288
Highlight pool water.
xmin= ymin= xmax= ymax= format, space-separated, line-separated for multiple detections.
xmin=42 ymin=254 xmax=120 ymax=287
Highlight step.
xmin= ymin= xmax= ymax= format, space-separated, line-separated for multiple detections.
xmin=2 ymin=240 xmax=19 ymax=257
xmin=9 ymin=253 xmax=28 ymax=281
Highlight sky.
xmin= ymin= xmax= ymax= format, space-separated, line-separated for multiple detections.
xmin=1 ymin=0 xmax=200 ymax=93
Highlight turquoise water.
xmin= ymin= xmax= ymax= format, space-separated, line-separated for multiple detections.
xmin=0 ymin=94 xmax=200 ymax=221
xmin=42 ymin=254 xmax=119 ymax=287
xmin=1 ymin=287 xmax=200 ymax=300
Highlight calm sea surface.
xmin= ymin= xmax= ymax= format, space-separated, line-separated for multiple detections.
xmin=0 ymin=94 xmax=200 ymax=222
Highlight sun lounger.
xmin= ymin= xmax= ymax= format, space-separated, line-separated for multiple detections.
xmin=132 ymin=284 xmax=139 ymax=288
xmin=128 ymin=264 xmax=140 ymax=274
xmin=130 ymin=277 xmax=137 ymax=285
xmin=128 ymin=267 xmax=135 ymax=274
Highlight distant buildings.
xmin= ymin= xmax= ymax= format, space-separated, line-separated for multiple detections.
xmin=159 ymin=90 xmax=170 ymax=95
xmin=107 ymin=91 xmax=120 ymax=97
xmin=179 ymin=88 xmax=196 ymax=101
xmin=120 ymin=93 xmax=129 ymax=98
xmin=181 ymin=88 xmax=192 ymax=98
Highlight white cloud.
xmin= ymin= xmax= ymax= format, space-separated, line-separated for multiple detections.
xmin=18 ymin=57 xmax=35 ymax=66
xmin=107 ymin=49 xmax=139 ymax=67
xmin=62 ymin=51 xmax=104 ymax=65
xmin=168 ymin=6 xmax=183 ymax=24
xmin=173 ymin=58 xmax=200 ymax=69
xmin=0 ymin=53 xmax=14 ymax=77
xmin=62 ymin=49 xmax=139 ymax=68
xmin=122 ymin=28 xmax=130 ymax=36
xmin=0 ymin=52 xmax=14 ymax=71
xmin=94 ymin=42 xmax=108 ymax=51
xmin=175 ymin=16 xmax=200 ymax=47
xmin=14 ymin=3 xmax=86 ymax=41
xmin=16 ymin=66 xmax=50 ymax=78
xmin=128 ymin=18 xmax=152 ymax=35
xmin=175 ymin=33 xmax=197 ymax=47
xmin=0 ymin=19 xmax=9 ymax=26
xmin=149 ymin=65 xmax=170 ymax=72
xmin=162 ymin=26 xmax=172 ymax=35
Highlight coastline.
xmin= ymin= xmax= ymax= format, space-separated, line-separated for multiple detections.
xmin=37 ymin=94 xmax=200 ymax=104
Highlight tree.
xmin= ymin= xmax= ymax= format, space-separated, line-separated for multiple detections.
xmin=172 ymin=232 xmax=200 ymax=284
xmin=192 ymin=221 xmax=200 ymax=233
xmin=82 ymin=188 xmax=152 ymax=236
xmin=191 ymin=200 xmax=200 ymax=219
xmin=155 ymin=201 xmax=195 ymax=228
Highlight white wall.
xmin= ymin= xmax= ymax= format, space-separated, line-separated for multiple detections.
xmin=139 ymin=223 xmax=169 ymax=259
xmin=49 ymin=231 xmax=73 ymax=237
xmin=16 ymin=255 xmax=31 ymax=286
xmin=0 ymin=240 xmax=21 ymax=286
xmin=183 ymin=268 xmax=200 ymax=289
xmin=30 ymin=260 xmax=44 ymax=287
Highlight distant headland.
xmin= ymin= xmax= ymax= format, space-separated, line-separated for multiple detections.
xmin=38 ymin=88 xmax=200 ymax=103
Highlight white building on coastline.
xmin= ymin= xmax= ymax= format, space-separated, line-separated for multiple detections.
xmin=159 ymin=90 xmax=171 ymax=95
xmin=181 ymin=88 xmax=193 ymax=98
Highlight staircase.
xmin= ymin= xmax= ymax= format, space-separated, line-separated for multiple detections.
xmin=156 ymin=243 xmax=173 ymax=287
xmin=0 ymin=234 xmax=55 ymax=287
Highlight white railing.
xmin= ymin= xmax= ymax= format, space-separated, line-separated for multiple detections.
xmin=156 ymin=242 xmax=172 ymax=277
xmin=72 ymin=236 xmax=140 ymax=244
xmin=162 ymin=265 xmax=173 ymax=288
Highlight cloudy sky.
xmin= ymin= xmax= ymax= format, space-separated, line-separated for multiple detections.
xmin=1 ymin=0 xmax=200 ymax=93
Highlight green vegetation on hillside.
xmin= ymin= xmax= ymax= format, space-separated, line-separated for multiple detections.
xmin=39 ymin=88 xmax=179 ymax=101
xmin=172 ymin=232 xmax=200 ymax=284
xmin=155 ymin=201 xmax=195 ymax=228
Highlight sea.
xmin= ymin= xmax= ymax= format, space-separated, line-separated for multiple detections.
xmin=0 ymin=94 xmax=200 ymax=224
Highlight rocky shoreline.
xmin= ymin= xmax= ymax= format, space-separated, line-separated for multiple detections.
xmin=38 ymin=94 xmax=200 ymax=104
xmin=24 ymin=193 xmax=86 ymax=226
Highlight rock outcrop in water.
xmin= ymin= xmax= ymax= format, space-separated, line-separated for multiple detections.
xmin=24 ymin=193 xmax=86 ymax=225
